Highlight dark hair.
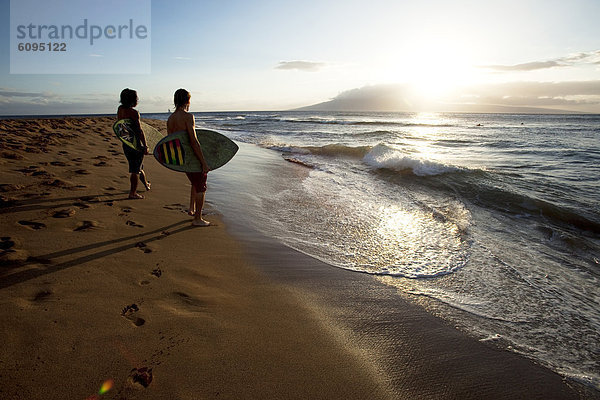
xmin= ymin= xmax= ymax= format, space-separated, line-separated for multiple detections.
xmin=174 ymin=88 xmax=191 ymax=108
xmin=120 ymin=88 xmax=138 ymax=108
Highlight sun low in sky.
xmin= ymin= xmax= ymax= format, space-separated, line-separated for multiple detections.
xmin=1 ymin=0 xmax=599 ymax=115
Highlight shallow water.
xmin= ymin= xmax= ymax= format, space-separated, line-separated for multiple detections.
xmin=147 ymin=111 xmax=600 ymax=388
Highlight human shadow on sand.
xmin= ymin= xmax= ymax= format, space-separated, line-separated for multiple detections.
xmin=0 ymin=219 xmax=195 ymax=290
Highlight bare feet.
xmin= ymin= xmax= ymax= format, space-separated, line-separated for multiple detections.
xmin=128 ymin=193 xmax=144 ymax=199
xmin=139 ymin=170 xmax=151 ymax=191
xmin=187 ymin=209 xmax=195 ymax=216
xmin=191 ymin=218 xmax=211 ymax=227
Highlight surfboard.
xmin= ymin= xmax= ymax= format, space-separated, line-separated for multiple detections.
xmin=153 ymin=129 xmax=238 ymax=172
xmin=113 ymin=119 xmax=165 ymax=152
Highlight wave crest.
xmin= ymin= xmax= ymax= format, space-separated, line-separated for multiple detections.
xmin=363 ymin=143 xmax=460 ymax=176
xmin=271 ymin=143 xmax=371 ymax=159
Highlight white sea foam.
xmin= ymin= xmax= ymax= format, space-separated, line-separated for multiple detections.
xmin=363 ymin=143 xmax=460 ymax=176
xmin=202 ymin=112 xmax=600 ymax=391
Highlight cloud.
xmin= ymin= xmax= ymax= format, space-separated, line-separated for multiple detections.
xmin=462 ymin=80 xmax=600 ymax=98
xmin=275 ymin=60 xmax=325 ymax=72
xmin=0 ymin=89 xmax=56 ymax=98
xmin=485 ymin=60 xmax=562 ymax=71
xmin=0 ymin=88 xmax=174 ymax=116
xmin=482 ymin=50 xmax=600 ymax=72
xmin=0 ymin=86 xmax=179 ymax=116
xmin=452 ymin=80 xmax=600 ymax=112
xmin=0 ymin=89 xmax=115 ymax=115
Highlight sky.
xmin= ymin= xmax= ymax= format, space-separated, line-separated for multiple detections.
xmin=1 ymin=0 xmax=599 ymax=115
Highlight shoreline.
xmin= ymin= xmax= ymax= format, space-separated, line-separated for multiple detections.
xmin=0 ymin=116 xmax=597 ymax=399
xmin=217 ymin=206 xmax=599 ymax=399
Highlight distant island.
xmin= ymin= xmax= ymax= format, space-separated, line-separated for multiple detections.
xmin=294 ymin=84 xmax=585 ymax=114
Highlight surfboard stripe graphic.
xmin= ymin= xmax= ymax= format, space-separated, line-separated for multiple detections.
xmin=169 ymin=141 xmax=177 ymax=163
xmin=158 ymin=143 xmax=168 ymax=164
xmin=158 ymin=139 xmax=184 ymax=166
xmin=175 ymin=140 xmax=183 ymax=163
xmin=165 ymin=142 xmax=173 ymax=164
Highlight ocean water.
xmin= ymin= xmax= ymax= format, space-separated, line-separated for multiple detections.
xmin=147 ymin=111 xmax=600 ymax=388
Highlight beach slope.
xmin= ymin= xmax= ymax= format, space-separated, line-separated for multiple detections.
xmin=0 ymin=117 xmax=386 ymax=399
xmin=0 ymin=116 xmax=596 ymax=399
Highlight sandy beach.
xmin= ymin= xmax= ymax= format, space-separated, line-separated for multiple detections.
xmin=0 ymin=116 xmax=597 ymax=400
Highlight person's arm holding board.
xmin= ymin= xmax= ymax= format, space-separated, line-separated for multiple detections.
xmin=185 ymin=113 xmax=209 ymax=173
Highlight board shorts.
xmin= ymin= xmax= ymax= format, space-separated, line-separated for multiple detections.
xmin=123 ymin=143 xmax=144 ymax=174
xmin=186 ymin=171 xmax=207 ymax=193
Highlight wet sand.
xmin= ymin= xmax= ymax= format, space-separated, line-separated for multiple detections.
xmin=0 ymin=116 xmax=597 ymax=399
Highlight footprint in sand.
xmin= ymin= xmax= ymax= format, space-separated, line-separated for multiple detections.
xmin=127 ymin=367 xmax=153 ymax=388
xmin=18 ymin=220 xmax=46 ymax=230
xmin=125 ymin=220 xmax=144 ymax=228
xmin=32 ymin=289 xmax=53 ymax=302
xmin=121 ymin=303 xmax=145 ymax=326
xmin=118 ymin=206 xmax=133 ymax=216
xmin=151 ymin=267 xmax=162 ymax=278
xmin=0 ymin=151 xmax=25 ymax=160
xmin=32 ymin=170 xmax=52 ymax=178
xmin=93 ymin=161 xmax=108 ymax=167
xmin=50 ymin=161 xmax=69 ymax=167
xmin=163 ymin=204 xmax=187 ymax=213
xmin=0 ymin=195 xmax=16 ymax=208
xmin=73 ymin=202 xmax=90 ymax=209
xmin=79 ymin=195 xmax=102 ymax=203
xmin=17 ymin=165 xmax=42 ymax=175
xmin=0 ymin=184 xmax=24 ymax=192
xmin=43 ymin=178 xmax=73 ymax=189
xmin=73 ymin=169 xmax=90 ymax=175
xmin=73 ymin=220 xmax=99 ymax=231
xmin=0 ymin=249 xmax=29 ymax=267
xmin=173 ymin=292 xmax=208 ymax=309
xmin=0 ymin=237 xmax=28 ymax=267
xmin=25 ymin=146 xmax=43 ymax=154
xmin=157 ymin=230 xmax=171 ymax=240
xmin=52 ymin=208 xmax=76 ymax=218
xmin=158 ymin=292 xmax=209 ymax=317
xmin=0 ymin=237 xmax=18 ymax=250
xmin=135 ymin=242 xmax=152 ymax=253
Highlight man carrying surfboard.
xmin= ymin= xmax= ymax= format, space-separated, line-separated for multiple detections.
xmin=167 ymin=89 xmax=211 ymax=227
xmin=117 ymin=88 xmax=151 ymax=199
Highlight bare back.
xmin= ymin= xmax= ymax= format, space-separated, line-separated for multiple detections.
xmin=117 ymin=105 xmax=139 ymax=122
xmin=167 ymin=108 xmax=208 ymax=170
xmin=167 ymin=109 xmax=194 ymax=135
